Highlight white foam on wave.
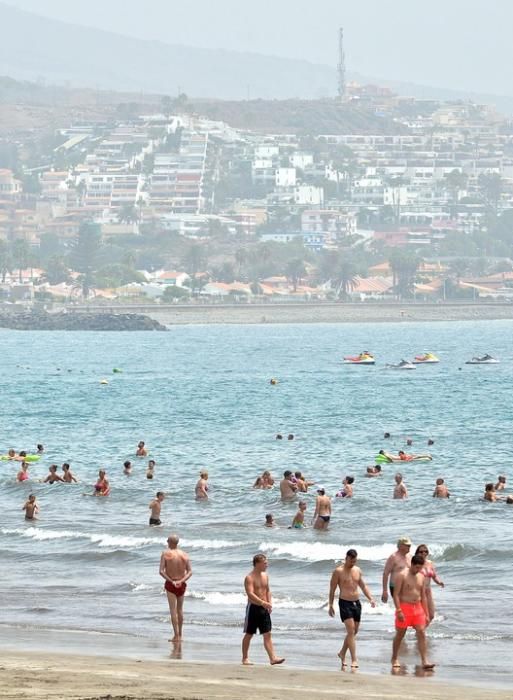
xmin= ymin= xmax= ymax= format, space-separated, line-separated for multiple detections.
xmin=258 ymin=541 xmax=395 ymax=562
xmin=189 ymin=590 xmax=325 ymax=610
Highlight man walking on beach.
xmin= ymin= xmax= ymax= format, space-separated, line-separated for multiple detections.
xmin=391 ymin=554 xmax=435 ymax=670
xmin=242 ymin=554 xmax=285 ymax=666
xmin=159 ymin=534 xmax=192 ymax=642
xmin=328 ymin=549 xmax=376 ymax=669
xmin=382 ymin=537 xmax=412 ymax=603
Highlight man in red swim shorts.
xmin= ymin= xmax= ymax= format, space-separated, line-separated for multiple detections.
xmin=159 ymin=534 xmax=192 ymax=642
xmin=391 ymin=554 xmax=435 ymax=670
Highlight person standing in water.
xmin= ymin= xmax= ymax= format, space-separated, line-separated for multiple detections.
xmin=195 ymin=471 xmax=209 ymax=500
xmin=159 ymin=534 xmax=192 ymax=643
xmin=136 ymin=441 xmax=148 ymax=457
xmin=16 ymin=462 xmax=30 ymax=482
xmin=313 ymin=487 xmax=331 ymax=530
xmin=393 ymin=473 xmax=408 ymax=499
xmin=242 ymin=554 xmax=285 ymax=666
xmin=149 ymin=492 xmax=165 ymax=526
xmin=62 ymin=463 xmax=78 ymax=483
xmin=22 ymin=494 xmax=39 ymax=520
xmin=328 ymin=549 xmax=376 ymax=669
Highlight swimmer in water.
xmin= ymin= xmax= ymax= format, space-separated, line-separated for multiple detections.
xmin=136 ymin=441 xmax=148 ymax=457
xmin=94 ymin=470 xmax=110 ymax=496
xmin=149 ymin=492 xmax=165 ymax=526
xmin=484 ymin=483 xmax=500 ymax=502
xmin=433 ymin=478 xmax=450 ymax=498
xmin=123 ymin=460 xmax=132 ymax=476
xmin=62 ymin=463 xmax=78 ymax=483
xmin=22 ymin=494 xmax=39 ymax=520
xmin=36 ymin=444 xmax=44 ymax=454
xmin=337 ymin=476 xmax=354 ymax=498
xmin=16 ymin=462 xmax=30 ymax=482
xmin=393 ymin=473 xmax=408 ymax=499
xmin=43 ymin=464 xmax=64 ymax=484
xmin=366 ymin=465 xmax=382 ymax=477
xmin=397 ymin=450 xmax=432 ymax=462
xmin=146 ymin=460 xmax=156 ymax=479
xmin=313 ymin=488 xmax=331 ymax=530
xmin=495 ymin=475 xmax=506 ymax=491
xmin=7 ymin=448 xmax=17 ymax=460
xmin=264 ymin=513 xmax=275 ymax=528
xmin=195 ymin=471 xmax=209 ymax=500
xmin=290 ymin=501 xmax=307 ymax=529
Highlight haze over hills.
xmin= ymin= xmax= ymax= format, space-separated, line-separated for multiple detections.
xmin=2 ymin=1 xmax=513 ymax=114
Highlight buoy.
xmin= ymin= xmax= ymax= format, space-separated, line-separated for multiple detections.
xmin=100 ymin=379 xmax=109 ymax=385
xmin=112 ymin=368 xmax=122 ymax=374
xmin=270 ymin=378 xmax=278 ymax=385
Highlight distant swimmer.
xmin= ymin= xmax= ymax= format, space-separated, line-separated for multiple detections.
xmin=43 ymin=465 xmax=64 ymax=484
xmin=136 ymin=441 xmax=148 ymax=457
xmin=366 ymin=465 xmax=382 ymax=477
xmin=94 ymin=470 xmax=110 ymax=496
xmin=159 ymin=534 xmax=192 ymax=643
xmin=384 ymin=432 xmax=391 ymax=439
xmin=427 ymin=439 xmax=435 ymax=446
xmin=195 ymin=471 xmax=209 ymax=500
xmin=22 ymin=494 xmax=39 ymax=520
xmin=16 ymin=462 xmax=30 ymax=482
xmin=393 ymin=473 xmax=408 ymax=500
xmin=242 ymin=553 xmax=285 ymax=666
xmin=406 ymin=438 xmax=413 ymax=446
xmin=146 ymin=460 xmax=156 ymax=480
xmin=62 ymin=463 xmax=78 ymax=483
xmin=483 ymin=483 xmax=508 ymax=502
xmin=254 ymin=471 xmax=274 ymax=489
xmin=269 ymin=378 xmax=279 ymax=385
xmin=287 ymin=434 xmax=294 ymax=441
xmin=495 ymin=475 xmax=507 ymax=491
xmin=264 ymin=514 xmax=275 ymax=528
xmin=36 ymin=444 xmax=45 ymax=454
xmin=294 ymin=471 xmax=314 ymax=493
xmin=275 ymin=434 xmax=283 ymax=440
xmin=328 ymin=548 xmax=376 ymax=669
xmin=415 ymin=544 xmax=444 ymax=623
xmin=391 ymin=554 xmax=434 ymax=670
xmin=336 ymin=476 xmax=354 ymax=498
xmin=382 ymin=537 xmax=412 ymax=603
xmin=290 ymin=501 xmax=307 ymax=529
xmin=397 ymin=450 xmax=432 ymax=462
xmin=433 ymin=478 xmax=450 ymax=498
xmin=6 ymin=448 xmax=17 ymax=460
xmin=123 ymin=460 xmax=132 ymax=476
xmin=279 ymin=471 xmax=297 ymax=500
xmin=149 ymin=491 xmax=165 ymax=526
xmin=313 ymin=487 xmax=331 ymax=530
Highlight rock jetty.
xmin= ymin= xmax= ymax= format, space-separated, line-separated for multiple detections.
xmin=0 ymin=311 xmax=168 ymax=331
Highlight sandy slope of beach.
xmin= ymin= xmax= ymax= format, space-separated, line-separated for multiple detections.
xmin=0 ymin=652 xmax=510 ymax=700
xmin=143 ymin=302 xmax=513 ymax=326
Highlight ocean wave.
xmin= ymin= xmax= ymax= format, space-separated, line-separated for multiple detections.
xmin=188 ymin=590 xmax=326 ymax=610
xmin=258 ymin=541 xmax=395 ymax=562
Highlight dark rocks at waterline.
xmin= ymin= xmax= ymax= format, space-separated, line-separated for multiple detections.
xmin=0 ymin=311 xmax=168 ymax=331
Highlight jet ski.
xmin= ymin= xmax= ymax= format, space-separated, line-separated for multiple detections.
xmin=413 ymin=352 xmax=440 ymax=364
xmin=343 ymin=352 xmax=375 ymax=365
xmin=465 ymin=354 xmax=499 ymax=365
xmin=386 ymin=359 xmax=417 ymax=370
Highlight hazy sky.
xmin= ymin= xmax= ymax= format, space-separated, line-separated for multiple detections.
xmin=3 ymin=0 xmax=512 ymax=95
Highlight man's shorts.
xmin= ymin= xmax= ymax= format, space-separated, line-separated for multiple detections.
xmin=244 ymin=603 xmax=272 ymax=635
xmin=165 ymin=580 xmax=187 ymax=597
xmin=149 ymin=518 xmax=161 ymax=526
xmin=395 ymin=601 xmax=426 ymax=629
xmin=339 ymin=599 xmax=362 ymax=623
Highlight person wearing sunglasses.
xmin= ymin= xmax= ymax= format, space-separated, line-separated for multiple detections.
xmin=415 ymin=544 xmax=444 ymax=623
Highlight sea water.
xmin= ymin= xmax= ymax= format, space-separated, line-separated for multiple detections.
xmin=0 ymin=321 xmax=512 ymax=687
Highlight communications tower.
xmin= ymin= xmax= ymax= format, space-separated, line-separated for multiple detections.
xmin=337 ymin=27 xmax=346 ymax=100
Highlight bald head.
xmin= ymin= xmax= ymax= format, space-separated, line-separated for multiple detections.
xmin=167 ymin=534 xmax=179 ymax=548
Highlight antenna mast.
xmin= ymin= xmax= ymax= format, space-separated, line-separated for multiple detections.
xmin=337 ymin=27 xmax=346 ymax=100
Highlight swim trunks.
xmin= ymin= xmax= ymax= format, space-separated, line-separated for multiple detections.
xmin=164 ymin=580 xmax=187 ymax=597
xmin=395 ymin=601 xmax=426 ymax=629
xmin=149 ymin=518 xmax=161 ymax=526
xmin=339 ymin=598 xmax=362 ymax=623
xmin=244 ymin=603 xmax=272 ymax=635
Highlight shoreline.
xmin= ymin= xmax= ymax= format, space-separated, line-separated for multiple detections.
xmin=0 ymin=649 xmax=511 ymax=700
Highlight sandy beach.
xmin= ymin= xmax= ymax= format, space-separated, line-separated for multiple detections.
xmin=132 ymin=302 xmax=513 ymax=326
xmin=0 ymin=651 xmax=510 ymax=700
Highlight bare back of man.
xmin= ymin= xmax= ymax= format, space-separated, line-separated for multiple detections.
xmin=159 ymin=535 xmax=192 ymax=643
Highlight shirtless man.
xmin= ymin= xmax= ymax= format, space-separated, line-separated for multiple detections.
xmin=242 ymin=554 xmax=285 ymax=666
xmin=495 ymin=475 xmax=506 ymax=491
xmin=391 ymin=554 xmax=434 ymax=670
xmin=279 ymin=470 xmax=297 ymax=500
xmin=123 ymin=460 xmax=132 ymax=476
xmin=433 ymin=478 xmax=450 ymax=498
xmin=136 ymin=441 xmax=148 ymax=457
xmin=329 ymin=549 xmax=376 ymax=669
xmin=146 ymin=460 xmax=156 ymax=479
xmin=149 ymin=492 xmax=165 ymax=526
xmin=366 ymin=465 xmax=382 ymax=477
xmin=23 ymin=494 xmax=39 ymax=520
xmin=159 ymin=534 xmax=192 ymax=642
xmin=195 ymin=471 xmax=209 ymax=500
xmin=393 ymin=473 xmax=408 ymax=499
xmin=313 ymin=487 xmax=331 ymax=530
xmin=62 ymin=463 xmax=78 ymax=483
xmin=43 ymin=465 xmax=64 ymax=484
xmin=382 ymin=537 xmax=412 ymax=603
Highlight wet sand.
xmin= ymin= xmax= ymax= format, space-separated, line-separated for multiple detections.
xmin=0 ymin=651 xmax=510 ymax=700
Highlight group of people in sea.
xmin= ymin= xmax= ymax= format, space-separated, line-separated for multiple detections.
xmin=159 ymin=532 xmax=441 ymax=670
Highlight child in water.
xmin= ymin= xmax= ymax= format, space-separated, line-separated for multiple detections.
xmin=290 ymin=501 xmax=307 ymax=529
xmin=23 ymin=494 xmax=39 ymax=520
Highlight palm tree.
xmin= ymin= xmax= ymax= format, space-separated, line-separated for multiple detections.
xmin=285 ymin=258 xmax=306 ymax=293
xmin=388 ymin=249 xmax=420 ymax=299
xmin=68 ymin=222 xmax=102 ymax=298
xmin=335 ymin=259 xmax=358 ymax=300
xmin=117 ymin=204 xmax=138 ymax=225
xmin=11 ymin=239 xmax=31 ymax=283
xmin=0 ymin=240 xmax=13 ymax=283
xmin=234 ymin=248 xmax=248 ymax=279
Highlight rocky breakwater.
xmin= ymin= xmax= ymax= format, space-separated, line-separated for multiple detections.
xmin=0 ymin=310 xmax=168 ymax=331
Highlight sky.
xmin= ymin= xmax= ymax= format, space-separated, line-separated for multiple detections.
xmin=3 ymin=0 xmax=513 ymax=96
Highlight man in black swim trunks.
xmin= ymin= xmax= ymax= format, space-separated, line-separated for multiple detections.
xmin=329 ymin=549 xmax=376 ymax=669
xmin=149 ymin=492 xmax=165 ymax=526
xmin=242 ymin=554 xmax=285 ymax=666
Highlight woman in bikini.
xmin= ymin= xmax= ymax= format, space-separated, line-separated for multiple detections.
xmin=415 ymin=544 xmax=444 ymax=622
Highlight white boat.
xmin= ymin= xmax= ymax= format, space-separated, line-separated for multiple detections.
xmin=465 ymin=355 xmax=500 ymax=365
xmin=386 ymin=360 xmax=417 ymax=370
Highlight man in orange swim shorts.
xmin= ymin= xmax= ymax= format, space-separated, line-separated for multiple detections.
xmin=391 ymin=554 xmax=435 ymax=670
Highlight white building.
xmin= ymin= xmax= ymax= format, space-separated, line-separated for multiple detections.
xmin=275 ymin=168 xmax=297 ymax=188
